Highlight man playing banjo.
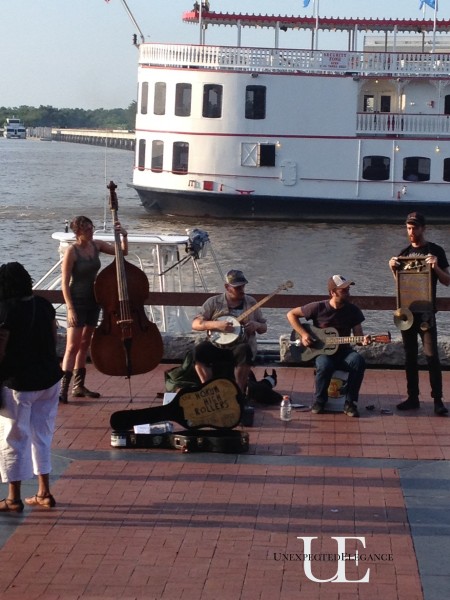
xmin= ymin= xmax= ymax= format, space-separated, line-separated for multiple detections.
xmin=191 ymin=269 xmax=267 ymax=393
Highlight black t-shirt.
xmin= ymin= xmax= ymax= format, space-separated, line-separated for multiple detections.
xmin=0 ymin=296 xmax=62 ymax=391
xmin=301 ymin=300 xmax=365 ymax=349
xmin=399 ymin=241 xmax=449 ymax=304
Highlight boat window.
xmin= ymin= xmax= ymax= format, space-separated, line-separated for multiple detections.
xmin=362 ymin=156 xmax=390 ymax=180
xmin=172 ymin=142 xmax=189 ymax=174
xmin=175 ymin=84 xmax=192 ymax=117
xmin=137 ymin=139 xmax=146 ymax=171
xmin=245 ymin=86 xmax=266 ymax=120
xmin=141 ymin=82 xmax=149 ymax=115
xmin=403 ymin=157 xmax=430 ymax=182
xmin=443 ymin=158 xmax=450 ymax=182
xmin=151 ymin=140 xmax=164 ymax=173
xmin=241 ymin=142 xmax=276 ymax=167
xmin=202 ymin=84 xmax=222 ymax=118
xmin=445 ymin=95 xmax=450 ymax=115
xmin=154 ymin=83 xmax=166 ymax=115
xmin=259 ymin=144 xmax=276 ymax=167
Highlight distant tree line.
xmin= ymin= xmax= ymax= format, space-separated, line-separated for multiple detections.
xmin=0 ymin=102 xmax=137 ymax=130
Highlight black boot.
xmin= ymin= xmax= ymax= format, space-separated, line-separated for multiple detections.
xmin=59 ymin=371 xmax=73 ymax=404
xmin=72 ymin=368 xmax=100 ymax=398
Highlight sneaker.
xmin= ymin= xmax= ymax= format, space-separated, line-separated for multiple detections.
xmin=311 ymin=402 xmax=325 ymax=414
xmin=434 ymin=400 xmax=449 ymax=416
xmin=396 ymin=397 xmax=420 ymax=411
xmin=344 ymin=402 xmax=359 ymax=418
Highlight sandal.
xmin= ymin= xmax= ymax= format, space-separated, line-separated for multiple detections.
xmin=0 ymin=498 xmax=24 ymax=513
xmin=24 ymin=494 xmax=56 ymax=508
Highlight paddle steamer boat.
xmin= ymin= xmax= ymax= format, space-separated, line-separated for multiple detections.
xmin=131 ymin=4 xmax=450 ymax=222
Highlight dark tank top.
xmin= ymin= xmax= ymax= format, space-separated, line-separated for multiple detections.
xmin=69 ymin=243 xmax=101 ymax=308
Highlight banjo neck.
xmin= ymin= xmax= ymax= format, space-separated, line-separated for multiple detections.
xmin=234 ymin=281 xmax=293 ymax=323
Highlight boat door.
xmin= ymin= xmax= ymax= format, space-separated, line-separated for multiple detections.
xmin=363 ymin=93 xmax=393 ymax=113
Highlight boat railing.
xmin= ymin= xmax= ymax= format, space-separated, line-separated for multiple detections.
xmin=34 ymin=229 xmax=225 ymax=334
xmin=139 ymin=43 xmax=450 ymax=77
xmin=356 ymin=112 xmax=450 ymax=137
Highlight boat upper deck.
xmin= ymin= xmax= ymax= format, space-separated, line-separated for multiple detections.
xmin=139 ymin=10 xmax=450 ymax=78
xmin=139 ymin=43 xmax=450 ymax=78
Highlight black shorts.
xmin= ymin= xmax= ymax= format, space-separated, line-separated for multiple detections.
xmin=69 ymin=304 xmax=100 ymax=328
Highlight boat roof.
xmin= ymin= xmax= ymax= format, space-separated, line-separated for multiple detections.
xmin=52 ymin=232 xmax=189 ymax=245
xmin=183 ymin=10 xmax=450 ymax=35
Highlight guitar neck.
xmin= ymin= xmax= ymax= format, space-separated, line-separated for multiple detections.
xmin=326 ymin=335 xmax=364 ymax=346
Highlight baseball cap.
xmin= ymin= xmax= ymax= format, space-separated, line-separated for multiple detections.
xmin=225 ymin=269 xmax=248 ymax=287
xmin=406 ymin=212 xmax=426 ymax=227
xmin=327 ymin=274 xmax=355 ymax=293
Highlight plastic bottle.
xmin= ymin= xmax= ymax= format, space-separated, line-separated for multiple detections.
xmin=280 ymin=395 xmax=292 ymax=421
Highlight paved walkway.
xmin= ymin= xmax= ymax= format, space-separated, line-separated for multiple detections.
xmin=1 ymin=364 xmax=450 ymax=600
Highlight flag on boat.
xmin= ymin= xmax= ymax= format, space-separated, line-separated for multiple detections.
xmin=303 ymin=0 xmax=311 ymax=7
xmin=419 ymin=0 xmax=435 ymax=9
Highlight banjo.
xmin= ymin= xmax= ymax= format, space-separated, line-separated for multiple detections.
xmin=208 ymin=280 xmax=293 ymax=347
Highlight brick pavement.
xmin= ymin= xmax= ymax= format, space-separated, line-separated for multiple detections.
xmin=1 ymin=364 xmax=450 ymax=599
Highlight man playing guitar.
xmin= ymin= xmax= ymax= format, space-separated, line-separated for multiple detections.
xmin=191 ymin=269 xmax=267 ymax=393
xmin=287 ymin=275 xmax=371 ymax=417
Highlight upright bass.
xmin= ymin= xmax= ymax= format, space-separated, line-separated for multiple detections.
xmin=90 ymin=181 xmax=163 ymax=377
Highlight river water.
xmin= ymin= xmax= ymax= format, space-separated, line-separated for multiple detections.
xmin=2 ymin=137 xmax=450 ymax=340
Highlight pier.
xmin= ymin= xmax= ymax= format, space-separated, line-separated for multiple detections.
xmin=27 ymin=127 xmax=135 ymax=150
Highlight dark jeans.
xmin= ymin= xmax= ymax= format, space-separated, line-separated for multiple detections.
xmin=194 ymin=340 xmax=252 ymax=379
xmin=314 ymin=347 xmax=366 ymax=406
xmin=401 ymin=314 xmax=442 ymax=400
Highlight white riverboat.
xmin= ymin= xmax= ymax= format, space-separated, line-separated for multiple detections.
xmin=131 ymin=4 xmax=450 ymax=222
xmin=3 ymin=117 xmax=26 ymax=139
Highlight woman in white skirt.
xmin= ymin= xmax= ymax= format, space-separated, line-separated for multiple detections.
xmin=0 ymin=262 xmax=62 ymax=513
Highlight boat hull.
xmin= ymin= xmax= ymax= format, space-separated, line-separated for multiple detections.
xmin=133 ymin=185 xmax=450 ymax=224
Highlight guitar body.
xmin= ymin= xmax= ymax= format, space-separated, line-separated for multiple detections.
xmin=208 ymin=315 xmax=243 ymax=347
xmin=290 ymin=324 xmax=391 ymax=363
xmin=290 ymin=325 xmax=340 ymax=362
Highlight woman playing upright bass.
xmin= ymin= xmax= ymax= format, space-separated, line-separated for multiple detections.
xmin=60 ymin=216 xmax=128 ymax=403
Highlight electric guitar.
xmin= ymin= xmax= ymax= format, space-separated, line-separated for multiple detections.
xmin=208 ymin=280 xmax=293 ymax=347
xmin=290 ymin=324 xmax=391 ymax=362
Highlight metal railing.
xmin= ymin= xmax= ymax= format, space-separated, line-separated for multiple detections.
xmin=139 ymin=43 xmax=450 ymax=77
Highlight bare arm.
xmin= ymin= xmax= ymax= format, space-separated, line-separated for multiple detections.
xmin=192 ymin=314 xmax=235 ymax=334
xmin=353 ymin=322 xmax=371 ymax=345
xmin=61 ymin=245 xmax=77 ymax=326
xmin=427 ymin=255 xmax=450 ymax=287
xmin=97 ymin=222 xmax=128 ymax=256
xmin=388 ymin=256 xmax=400 ymax=279
xmin=286 ymin=306 xmax=316 ymax=347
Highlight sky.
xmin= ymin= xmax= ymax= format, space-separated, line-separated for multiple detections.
xmin=1 ymin=0 xmax=449 ymax=110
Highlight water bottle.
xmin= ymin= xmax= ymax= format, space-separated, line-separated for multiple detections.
xmin=280 ymin=395 xmax=292 ymax=422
